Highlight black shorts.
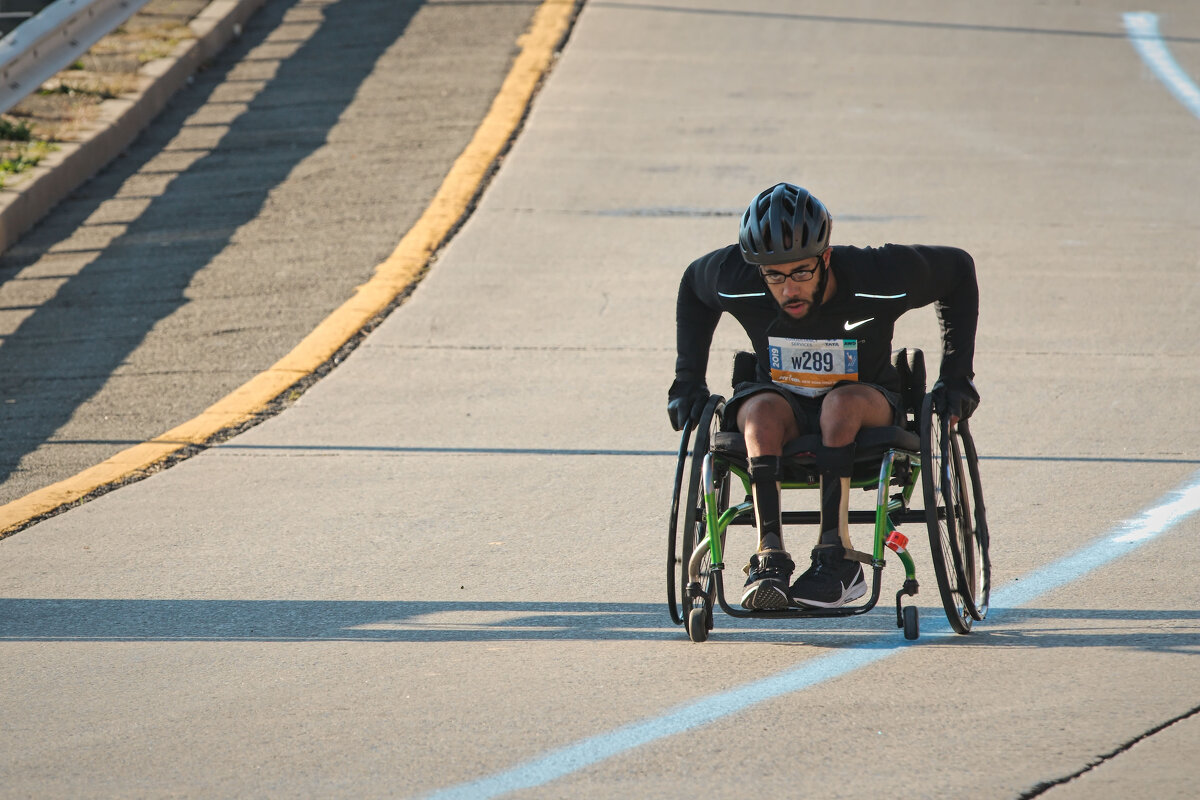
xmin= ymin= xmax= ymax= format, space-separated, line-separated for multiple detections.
xmin=723 ymin=380 xmax=904 ymax=434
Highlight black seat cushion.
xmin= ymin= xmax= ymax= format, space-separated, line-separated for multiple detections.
xmin=710 ymin=426 xmax=919 ymax=483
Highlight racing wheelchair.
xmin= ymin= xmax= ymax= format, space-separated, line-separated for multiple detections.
xmin=667 ymin=349 xmax=990 ymax=642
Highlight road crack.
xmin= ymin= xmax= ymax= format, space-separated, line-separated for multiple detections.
xmin=1018 ymin=702 xmax=1200 ymax=798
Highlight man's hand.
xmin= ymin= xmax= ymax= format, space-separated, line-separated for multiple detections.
xmin=667 ymin=381 xmax=711 ymax=431
xmin=932 ymin=377 xmax=979 ymax=427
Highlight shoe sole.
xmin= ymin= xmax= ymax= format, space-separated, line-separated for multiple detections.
xmin=741 ymin=581 xmax=790 ymax=611
xmin=790 ymin=578 xmax=868 ymax=609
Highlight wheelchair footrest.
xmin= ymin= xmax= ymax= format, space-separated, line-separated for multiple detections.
xmin=711 ymin=561 xmax=884 ymax=619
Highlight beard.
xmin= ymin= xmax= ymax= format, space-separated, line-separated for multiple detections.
xmin=772 ymin=263 xmax=828 ymax=330
xmin=779 ymin=297 xmax=812 ymax=318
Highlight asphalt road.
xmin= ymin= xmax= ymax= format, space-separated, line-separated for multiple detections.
xmin=3 ymin=1 xmax=1200 ymax=798
xmin=0 ymin=0 xmax=543 ymax=506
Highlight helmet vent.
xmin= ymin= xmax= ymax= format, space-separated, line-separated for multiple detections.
xmin=738 ymin=183 xmax=831 ymax=265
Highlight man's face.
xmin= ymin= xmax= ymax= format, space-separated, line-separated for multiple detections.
xmin=760 ymin=251 xmax=827 ymax=319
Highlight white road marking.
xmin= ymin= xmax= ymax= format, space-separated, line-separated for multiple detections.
xmin=1124 ymin=12 xmax=1200 ymax=120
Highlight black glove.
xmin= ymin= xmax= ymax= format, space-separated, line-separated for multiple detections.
xmin=667 ymin=380 xmax=710 ymax=431
xmin=932 ymin=377 xmax=980 ymax=422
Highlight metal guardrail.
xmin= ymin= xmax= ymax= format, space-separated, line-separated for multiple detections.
xmin=0 ymin=0 xmax=152 ymax=115
xmin=0 ymin=1 xmax=53 ymax=37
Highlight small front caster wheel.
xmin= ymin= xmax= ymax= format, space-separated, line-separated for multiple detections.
xmin=903 ymin=605 xmax=919 ymax=640
xmin=688 ymin=607 xmax=709 ymax=642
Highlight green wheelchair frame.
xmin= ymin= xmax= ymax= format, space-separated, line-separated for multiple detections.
xmin=667 ymin=349 xmax=991 ymax=643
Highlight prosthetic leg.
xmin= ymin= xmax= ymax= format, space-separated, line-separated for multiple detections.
xmin=789 ymin=443 xmax=868 ymax=608
xmin=817 ymin=443 xmax=855 ymax=550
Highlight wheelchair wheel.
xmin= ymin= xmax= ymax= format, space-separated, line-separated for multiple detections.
xmin=920 ymin=394 xmax=975 ymax=634
xmin=674 ymin=396 xmax=725 ymax=639
xmin=666 ymin=423 xmax=693 ymax=626
xmin=958 ymin=420 xmax=991 ymax=621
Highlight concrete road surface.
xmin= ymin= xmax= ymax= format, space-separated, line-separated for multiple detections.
xmin=3 ymin=1 xmax=1200 ymax=798
xmin=0 ymin=0 xmax=543 ymax=507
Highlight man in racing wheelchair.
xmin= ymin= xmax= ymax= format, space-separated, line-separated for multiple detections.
xmin=668 ymin=182 xmax=980 ymax=611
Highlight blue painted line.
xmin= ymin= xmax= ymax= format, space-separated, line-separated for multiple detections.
xmin=1124 ymin=12 xmax=1200 ymax=119
xmin=423 ymin=468 xmax=1200 ymax=799
xmin=991 ymin=471 xmax=1200 ymax=608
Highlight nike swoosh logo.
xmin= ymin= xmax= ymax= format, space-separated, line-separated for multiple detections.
xmin=844 ymin=318 xmax=874 ymax=331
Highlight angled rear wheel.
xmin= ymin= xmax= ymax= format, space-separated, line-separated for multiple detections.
xmin=677 ymin=396 xmax=725 ymax=641
xmin=920 ymin=394 xmax=974 ymax=633
xmin=958 ymin=420 xmax=991 ymax=621
xmin=667 ymin=423 xmax=693 ymax=626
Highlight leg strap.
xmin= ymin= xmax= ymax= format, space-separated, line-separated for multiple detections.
xmin=812 ymin=542 xmax=874 ymax=565
xmin=817 ymin=442 xmax=856 ymax=477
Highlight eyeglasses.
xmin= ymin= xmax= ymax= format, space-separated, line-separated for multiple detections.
xmin=760 ymin=264 xmax=819 ymax=284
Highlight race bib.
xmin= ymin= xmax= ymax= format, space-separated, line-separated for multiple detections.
xmin=768 ymin=337 xmax=859 ymax=397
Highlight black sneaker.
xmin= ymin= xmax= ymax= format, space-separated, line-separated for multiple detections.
xmin=740 ymin=549 xmax=795 ymax=610
xmin=789 ymin=546 xmax=867 ymax=608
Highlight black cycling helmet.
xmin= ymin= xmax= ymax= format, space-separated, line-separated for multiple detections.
xmin=738 ymin=183 xmax=832 ymax=265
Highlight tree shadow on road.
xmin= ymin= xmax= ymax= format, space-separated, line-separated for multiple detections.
xmin=918 ymin=607 xmax=1200 ymax=655
xmin=0 ymin=598 xmax=682 ymax=642
xmin=1 ymin=599 xmax=1197 ymax=651
xmin=0 ymin=0 xmax=422 ymax=494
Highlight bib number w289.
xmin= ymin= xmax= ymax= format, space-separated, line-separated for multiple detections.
xmin=768 ymin=337 xmax=859 ymax=397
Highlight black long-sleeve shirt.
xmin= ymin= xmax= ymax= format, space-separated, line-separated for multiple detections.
xmin=674 ymin=243 xmax=978 ymax=396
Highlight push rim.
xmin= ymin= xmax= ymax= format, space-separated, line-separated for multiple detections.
xmin=958 ymin=421 xmax=991 ymax=620
xmin=921 ymin=394 xmax=972 ymax=633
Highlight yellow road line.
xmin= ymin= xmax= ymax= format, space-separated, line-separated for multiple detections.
xmin=0 ymin=0 xmax=577 ymax=536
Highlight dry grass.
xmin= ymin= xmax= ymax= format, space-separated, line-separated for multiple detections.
xmin=0 ymin=0 xmax=210 ymax=187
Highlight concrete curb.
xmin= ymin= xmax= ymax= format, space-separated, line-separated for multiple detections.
xmin=0 ymin=0 xmax=269 ymax=255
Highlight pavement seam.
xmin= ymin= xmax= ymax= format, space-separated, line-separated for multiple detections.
xmin=1016 ymin=702 xmax=1200 ymax=798
xmin=0 ymin=0 xmax=582 ymax=538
